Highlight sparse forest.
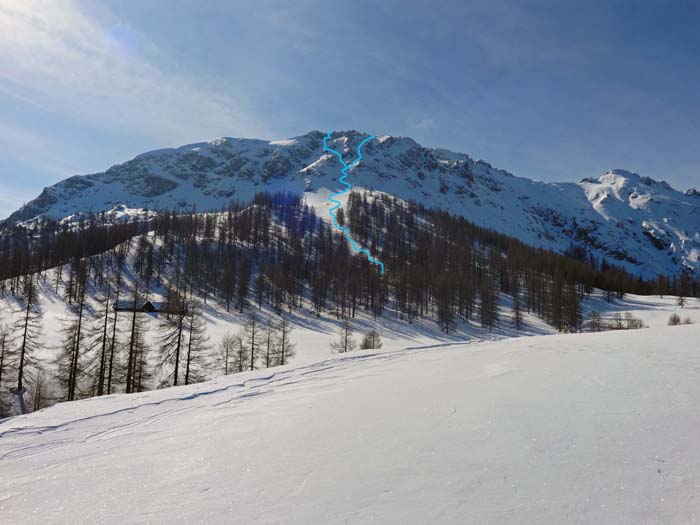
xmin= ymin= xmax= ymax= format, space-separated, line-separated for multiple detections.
xmin=0 ymin=191 xmax=698 ymax=416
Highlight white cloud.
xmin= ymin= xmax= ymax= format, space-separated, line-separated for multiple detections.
xmin=0 ymin=0 xmax=270 ymax=143
xmin=414 ymin=118 xmax=435 ymax=130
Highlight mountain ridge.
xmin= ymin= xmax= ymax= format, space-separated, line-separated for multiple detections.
xmin=5 ymin=130 xmax=700 ymax=278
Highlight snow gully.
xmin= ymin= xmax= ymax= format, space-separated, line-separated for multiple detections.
xmin=323 ymin=131 xmax=385 ymax=274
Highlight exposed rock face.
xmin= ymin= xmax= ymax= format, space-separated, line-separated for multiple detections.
xmin=5 ymin=131 xmax=700 ymax=278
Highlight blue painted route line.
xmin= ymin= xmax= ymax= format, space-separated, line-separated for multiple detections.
xmin=323 ymin=131 xmax=385 ymax=274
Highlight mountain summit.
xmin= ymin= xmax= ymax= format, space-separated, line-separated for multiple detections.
xmin=6 ymin=131 xmax=699 ymax=278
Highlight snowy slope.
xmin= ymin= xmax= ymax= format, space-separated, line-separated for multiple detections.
xmin=0 ymin=244 xmax=557 ymax=395
xmin=5 ymin=131 xmax=700 ymax=278
xmin=1 ymin=323 xmax=699 ymax=524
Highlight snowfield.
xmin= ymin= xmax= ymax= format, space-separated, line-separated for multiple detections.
xmin=1 ymin=321 xmax=699 ymax=524
xmin=6 ymin=130 xmax=700 ymax=278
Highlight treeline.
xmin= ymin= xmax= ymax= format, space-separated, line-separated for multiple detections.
xmin=0 ymin=214 xmax=146 ymax=293
xmin=1 ymin=190 xmax=698 ymax=415
xmin=345 ymin=191 xmax=700 ymax=330
xmin=0 ymin=266 xmax=297 ymax=416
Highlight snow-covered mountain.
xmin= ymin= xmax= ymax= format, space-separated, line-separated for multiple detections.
xmin=6 ymin=130 xmax=700 ymax=278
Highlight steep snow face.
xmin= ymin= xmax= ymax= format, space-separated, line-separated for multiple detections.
xmin=580 ymin=169 xmax=700 ymax=268
xmin=1 ymin=324 xmax=699 ymax=524
xmin=6 ymin=131 xmax=700 ymax=278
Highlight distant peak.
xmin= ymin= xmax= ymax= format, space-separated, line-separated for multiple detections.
xmin=588 ymin=170 xmax=676 ymax=192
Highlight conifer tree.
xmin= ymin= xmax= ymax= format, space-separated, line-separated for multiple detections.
xmin=360 ymin=329 xmax=383 ymax=350
xmin=125 ymin=284 xmax=146 ymax=394
xmin=30 ymin=368 xmax=49 ymax=413
xmin=275 ymin=317 xmax=295 ymax=366
xmin=330 ymin=318 xmax=356 ymax=353
xmin=59 ymin=262 xmax=89 ymax=401
xmin=0 ymin=323 xmax=15 ymax=416
xmin=157 ymin=291 xmax=187 ymax=386
xmin=131 ymin=323 xmax=151 ymax=393
xmin=183 ymin=301 xmax=209 ymax=385
xmin=219 ymin=332 xmax=241 ymax=375
xmin=479 ymin=277 xmax=498 ymax=331
xmin=512 ymin=274 xmax=523 ymax=331
xmin=106 ymin=265 xmax=123 ymax=395
xmin=95 ymin=283 xmax=112 ymax=396
xmin=55 ymin=316 xmax=82 ymax=401
xmin=234 ymin=330 xmax=247 ymax=373
xmin=262 ymin=318 xmax=275 ymax=368
xmin=244 ymin=312 xmax=261 ymax=370
xmin=237 ymin=256 xmax=251 ymax=312
xmin=14 ymin=274 xmax=42 ymax=398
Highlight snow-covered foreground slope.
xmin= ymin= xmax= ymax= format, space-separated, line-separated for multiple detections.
xmin=2 ymin=325 xmax=699 ymax=524
xmin=6 ymin=130 xmax=700 ymax=278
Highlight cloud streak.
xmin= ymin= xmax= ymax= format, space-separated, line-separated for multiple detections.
xmin=0 ymin=0 xmax=269 ymax=143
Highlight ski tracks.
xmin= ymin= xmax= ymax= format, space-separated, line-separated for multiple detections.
xmin=323 ymin=131 xmax=385 ymax=274
xmin=0 ymin=344 xmax=455 ymax=464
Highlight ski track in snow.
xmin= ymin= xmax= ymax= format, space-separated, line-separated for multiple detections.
xmin=1 ymin=325 xmax=700 ymax=524
xmin=0 ymin=344 xmax=440 ymax=453
xmin=323 ymin=131 xmax=385 ymax=274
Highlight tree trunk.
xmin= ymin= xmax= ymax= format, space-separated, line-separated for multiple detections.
xmin=17 ymin=279 xmax=32 ymax=392
xmin=97 ymin=283 xmax=111 ymax=396
xmin=126 ymin=285 xmax=139 ymax=394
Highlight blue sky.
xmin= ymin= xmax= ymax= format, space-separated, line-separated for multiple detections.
xmin=2 ymin=0 xmax=700 ymax=218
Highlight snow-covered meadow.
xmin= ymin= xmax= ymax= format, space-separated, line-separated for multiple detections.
xmin=1 ymin=293 xmax=699 ymax=524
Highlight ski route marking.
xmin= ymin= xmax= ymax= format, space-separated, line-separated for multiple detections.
xmin=323 ymin=131 xmax=385 ymax=274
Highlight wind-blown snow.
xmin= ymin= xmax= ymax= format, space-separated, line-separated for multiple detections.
xmin=1 ymin=320 xmax=699 ymax=524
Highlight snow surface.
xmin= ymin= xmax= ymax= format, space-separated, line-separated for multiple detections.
xmin=5 ymin=132 xmax=700 ymax=278
xmin=1 ymin=318 xmax=699 ymax=524
xmin=0 ymin=251 xmax=556 ymax=378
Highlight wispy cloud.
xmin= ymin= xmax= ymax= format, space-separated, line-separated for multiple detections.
xmin=414 ymin=118 xmax=435 ymax=131
xmin=0 ymin=0 xmax=269 ymax=143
